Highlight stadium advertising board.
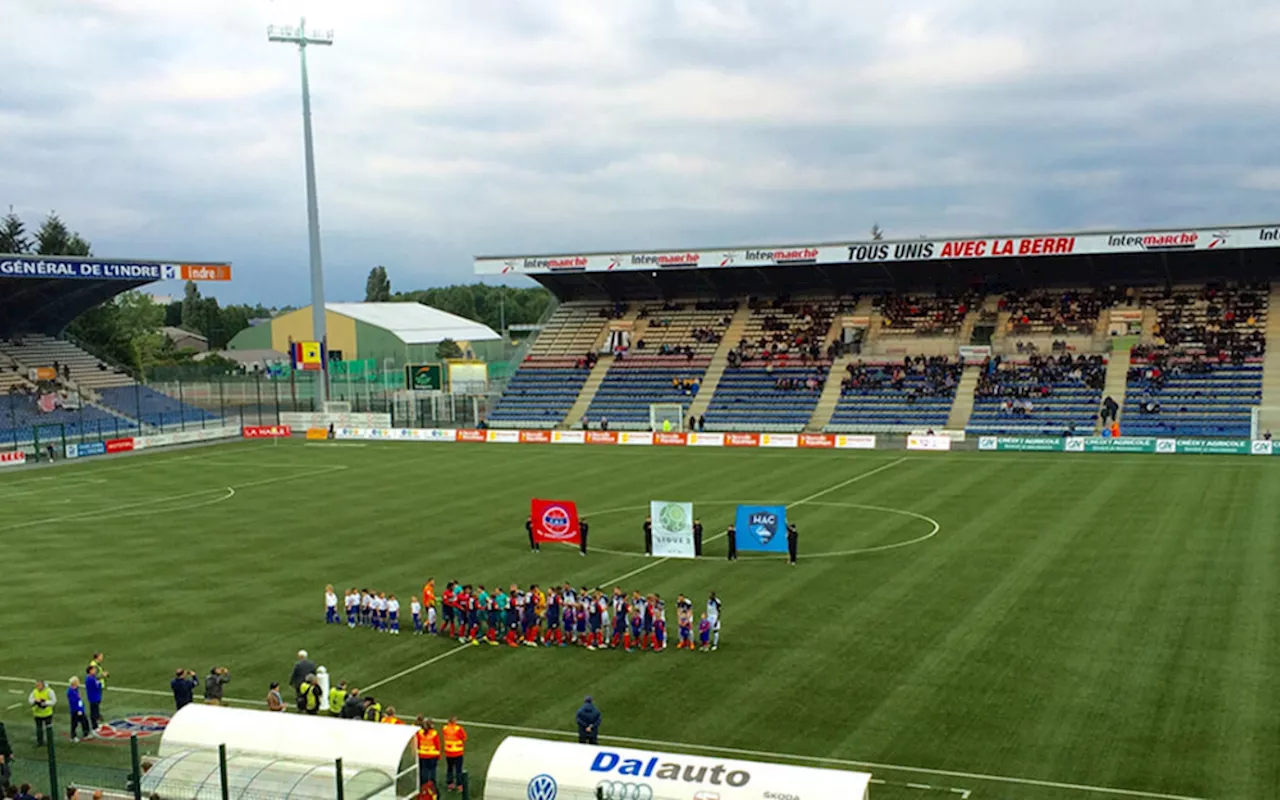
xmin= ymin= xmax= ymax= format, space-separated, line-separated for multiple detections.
xmin=760 ymin=433 xmax=798 ymax=448
xmin=485 ymin=737 xmax=871 ymax=800
xmin=907 ymin=434 xmax=952 ymax=451
xmin=650 ymin=501 xmax=696 ymax=558
xmin=978 ymin=436 xmax=1065 ymax=452
xmin=280 ymin=412 xmax=391 ymax=428
xmin=306 ymin=427 xmax=329 ymax=440
xmin=1171 ymin=439 xmax=1252 ymax=455
xmin=0 ymin=256 xmax=231 ymax=281
xmin=1065 ymin=436 xmax=1157 ymax=453
xmin=653 ymin=432 xmax=687 ymax=446
xmin=474 ymin=223 xmax=1279 ymax=275
xmin=242 ymin=425 xmax=291 ymax=439
xmin=619 ymin=431 xmax=654 ymax=445
xmin=457 ymin=429 xmax=487 ymax=442
xmin=486 ymin=429 xmax=521 ymax=443
xmin=835 ymin=434 xmax=877 ymax=449
xmin=734 ymin=505 xmax=789 ymax=553
xmin=552 ymin=430 xmax=586 ymax=444
xmin=0 ymin=451 xmax=26 ymax=467
xmin=405 ymin=363 xmax=444 ymax=391
xmin=520 ymin=430 xmax=552 ymax=444
xmin=105 ymin=437 xmax=134 ymax=453
xmin=687 ymin=432 xmax=724 ymax=447
xmin=587 ymin=431 xmax=619 ymax=445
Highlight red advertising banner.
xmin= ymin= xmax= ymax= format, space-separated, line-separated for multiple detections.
xmin=0 ymin=451 xmax=26 ymax=466
xmin=520 ymin=430 xmax=552 ymax=444
xmin=105 ymin=437 xmax=135 ymax=453
xmin=531 ymin=499 xmax=581 ymax=544
xmin=456 ymin=429 xmax=487 ymax=442
xmin=799 ymin=434 xmax=835 ymax=448
xmin=586 ymin=431 xmax=619 ymax=445
xmin=724 ymin=432 xmax=761 ymax=447
xmin=242 ymin=425 xmax=292 ymax=439
xmin=653 ymin=432 xmax=687 ymax=446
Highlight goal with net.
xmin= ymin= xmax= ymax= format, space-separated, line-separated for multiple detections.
xmin=649 ymin=403 xmax=687 ymax=432
xmin=1250 ymin=406 xmax=1280 ymax=440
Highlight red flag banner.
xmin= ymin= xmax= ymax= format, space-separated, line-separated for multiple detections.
xmin=531 ymin=499 xmax=581 ymax=544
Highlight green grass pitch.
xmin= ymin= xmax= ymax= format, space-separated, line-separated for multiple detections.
xmin=1 ymin=440 xmax=1276 ymax=800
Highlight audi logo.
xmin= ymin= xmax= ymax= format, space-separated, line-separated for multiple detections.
xmin=595 ymin=782 xmax=653 ymax=800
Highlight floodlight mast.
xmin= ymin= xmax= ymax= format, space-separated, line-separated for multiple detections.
xmin=268 ymin=17 xmax=334 ymax=404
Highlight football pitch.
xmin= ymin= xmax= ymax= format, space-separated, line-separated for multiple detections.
xmin=1 ymin=440 xmax=1276 ymax=800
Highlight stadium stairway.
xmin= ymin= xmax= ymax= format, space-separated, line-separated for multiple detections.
xmin=944 ymin=365 xmax=981 ymax=430
xmin=1261 ymin=282 xmax=1280 ymax=408
xmin=1097 ymin=347 xmax=1131 ymax=432
xmin=805 ymin=353 xmax=856 ymax=431
xmin=561 ymin=355 xmax=615 ymax=427
xmin=685 ymin=304 xmax=753 ymax=422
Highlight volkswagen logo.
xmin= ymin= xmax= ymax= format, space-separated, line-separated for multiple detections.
xmin=527 ymin=774 xmax=558 ymax=800
xmin=595 ymin=782 xmax=653 ymax=800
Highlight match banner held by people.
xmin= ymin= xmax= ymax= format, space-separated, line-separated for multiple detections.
xmin=650 ymin=501 xmax=696 ymax=558
xmin=734 ymin=505 xmax=789 ymax=553
xmin=531 ymin=498 xmax=581 ymax=545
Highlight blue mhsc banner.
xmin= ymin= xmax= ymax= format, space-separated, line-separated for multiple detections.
xmin=734 ymin=504 xmax=788 ymax=552
xmin=0 ymin=257 xmax=175 ymax=281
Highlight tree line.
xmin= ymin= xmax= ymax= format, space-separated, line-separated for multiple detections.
xmin=1 ymin=212 xmax=552 ymax=378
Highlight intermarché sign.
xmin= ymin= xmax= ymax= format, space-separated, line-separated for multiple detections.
xmin=979 ymin=436 xmax=1270 ymax=455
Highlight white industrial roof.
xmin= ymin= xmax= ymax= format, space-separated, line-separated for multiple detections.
xmin=327 ymin=302 xmax=500 ymax=345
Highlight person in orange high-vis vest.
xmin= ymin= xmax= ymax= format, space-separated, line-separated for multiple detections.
xmin=415 ymin=716 xmax=442 ymax=790
xmin=381 ymin=706 xmax=403 ymax=725
xmin=442 ymin=716 xmax=467 ymax=791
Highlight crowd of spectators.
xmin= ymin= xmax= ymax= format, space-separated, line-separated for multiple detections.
xmin=598 ymin=302 xmax=629 ymax=319
xmin=879 ymin=292 xmax=980 ymax=335
xmin=999 ymin=288 xmax=1121 ymax=336
xmin=976 ymin=354 xmax=1106 ymax=408
xmin=1127 ymin=349 xmax=1215 ymax=392
xmin=840 ymin=356 xmax=961 ymax=397
xmin=1150 ymin=283 xmax=1267 ymax=362
xmin=635 ymin=342 xmax=698 ymax=358
xmin=572 ymin=351 xmax=599 ymax=370
xmin=729 ymin=300 xmax=833 ymax=366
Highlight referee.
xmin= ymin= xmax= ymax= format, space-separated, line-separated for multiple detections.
xmin=786 ymin=523 xmax=798 ymax=565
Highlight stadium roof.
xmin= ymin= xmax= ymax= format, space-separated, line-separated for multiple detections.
xmin=327 ymin=302 xmax=501 ymax=344
xmin=473 ymin=222 xmax=1280 ymax=301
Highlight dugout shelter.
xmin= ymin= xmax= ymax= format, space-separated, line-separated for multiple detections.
xmin=144 ymin=704 xmax=417 ymax=800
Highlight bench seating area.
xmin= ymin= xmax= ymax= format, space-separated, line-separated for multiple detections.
xmin=634 ymin=302 xmax=733 ymax=357
xmin=826 ymin=357 xmax=961 ymax=432
xmin=703 ymin=359 xmax=828 ymax=432
xmin=488 ymin=357 xmax=592 ymax=429
xmin=1123 ymin=354 xmax=1262 ymax=438
xmin=966 ymin=355 xmax=1106 ymax=436
xmin=0 ymin=391 xmax=136 ymax=445
xmin=877 ymin=293 xmax=977 ymax=336
xmin=585 ymin=356 xmax=710 ymax=430
xmin=999 ymin=288 xmax=1115 ymax=336
xmin=0 ymin=334 xmax=135 ymax=389
xmin=98 ymin=385 xmax=220 ymax=428
xmin=526 ymin=303 xmax=614 ymax=358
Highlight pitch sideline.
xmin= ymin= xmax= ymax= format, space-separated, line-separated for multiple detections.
xmin=0 ymin=675 xmax=1205 ymax=800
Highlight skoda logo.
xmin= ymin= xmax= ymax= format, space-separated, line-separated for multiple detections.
xmin=527 ymin=774 xmax=557 ymax=800
xmin=595 ymin=783 xmax=653 ymax=800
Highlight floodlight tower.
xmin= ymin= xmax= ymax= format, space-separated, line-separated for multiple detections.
xmin=268 ymin=17 xmax=333 ymax=403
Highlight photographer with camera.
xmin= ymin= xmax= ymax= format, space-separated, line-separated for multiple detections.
xmin=171 ymin=669 xmax=199 ymax=710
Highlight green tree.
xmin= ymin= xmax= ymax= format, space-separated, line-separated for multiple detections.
xmin=34 ymin=212 xmax=90 ymax=256
xmin=435 ymin=338 xmax=463 ymax=359
xmin=365 ymin=266 xmax=391 ymax=301
xmin=0 ymin=209 xmax=29 ymax=253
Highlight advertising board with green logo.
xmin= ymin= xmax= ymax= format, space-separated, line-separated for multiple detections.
xmin=405 ymin=363 xmax=444 ymax=391
xmin=978 ymin=436 xmax=1065 ymax=452
xmin=649 ymin=500 xmax=695 ymax=558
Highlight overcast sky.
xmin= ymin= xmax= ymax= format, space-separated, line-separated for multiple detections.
xmin=5 ymin=0 xmax=1279 ymax=304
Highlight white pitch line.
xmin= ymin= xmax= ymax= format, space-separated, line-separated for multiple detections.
xmin=595 ymin=457 xmax=909 ymax=587
xmin=5 ymin=702 xmax=21 ymax=710
xmin=0 ymin=675 xmax=1206 ymax=800
xmin=359 ymin=643 xmax=475 ymax=692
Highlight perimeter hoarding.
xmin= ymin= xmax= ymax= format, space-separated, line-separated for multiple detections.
xmin=0 ymin=256 xmax=231 ymax=281
xmin=484 ymin=737 xmax=871 ymax=800
xmin=474 ymin=223 xmax=1280 ymax=275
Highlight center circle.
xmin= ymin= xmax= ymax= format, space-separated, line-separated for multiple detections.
xmin=564 ymin=500 xmax=940 ymax=560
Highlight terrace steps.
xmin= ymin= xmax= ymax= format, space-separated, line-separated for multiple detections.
xmin=1261 ymin=282 xmax=1280 ymax=408
xmin=945 ymin=365 xmax=981 ymax=430
xmin=561 ymin=356 xmax=614 ymax=428
xmin=805 ymin=353 xmax=856 ymax=431
xmin=1098 ymin=349 xmax=1131 ymax=432
xmin=685 ymin=305 xmax=753 ymax=422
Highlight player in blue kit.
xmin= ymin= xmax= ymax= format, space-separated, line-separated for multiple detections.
xmin=491 ymin=587 xmax=508 ymax=646
xmin=587 ymin=590 xmax=603 ymax=651
xmin=698 ymin=613 xmax=711 ymax=651
xmin=642 ymin=593 xmax=655 ymax=650
xmin=610 ymin=589 xmax=627 ymax=649
xmin=652 ymin=596 xmax=667 ymax=651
